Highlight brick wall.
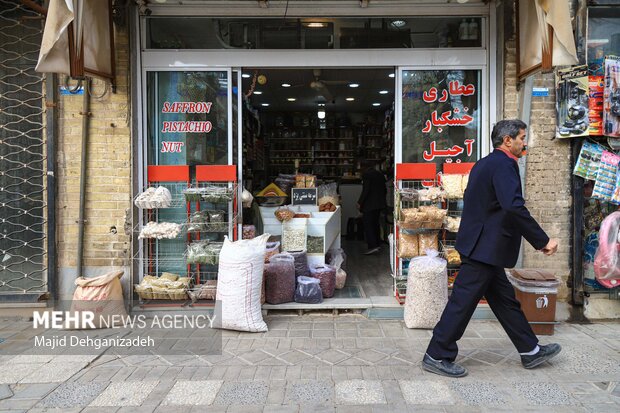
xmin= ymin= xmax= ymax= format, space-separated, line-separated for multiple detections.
xmin=56 ymin=26 xmax=131 ymax=299
xmin=503 ymin=42 xmax=572 ymax=300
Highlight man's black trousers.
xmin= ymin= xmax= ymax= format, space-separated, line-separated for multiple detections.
xmin=362 ymin=209 xmax=381 ymax=249
xmin=426 ymin=256 xmax=538 ymax=361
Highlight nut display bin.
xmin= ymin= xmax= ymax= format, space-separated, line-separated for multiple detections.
xmin=507 ymin=269 xmax=560 ymax=335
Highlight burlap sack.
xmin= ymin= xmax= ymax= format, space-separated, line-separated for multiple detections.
xmin=70 ymin=270 xmax=127 ymax=329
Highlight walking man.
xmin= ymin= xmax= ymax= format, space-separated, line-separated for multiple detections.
xmin=423 ymin=119 xmax=561 ymax=378
xmin=357 ymin=160 xmax=387 ymax=255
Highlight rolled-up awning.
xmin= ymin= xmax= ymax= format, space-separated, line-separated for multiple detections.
xmin=35 ymin=0 xmax=114 ymax=82
xmin=519 ymin=0 xmax=578 ymax=77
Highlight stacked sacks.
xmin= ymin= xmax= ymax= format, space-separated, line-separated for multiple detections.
xmin=264 ymin=253 xmax=296 ymax=304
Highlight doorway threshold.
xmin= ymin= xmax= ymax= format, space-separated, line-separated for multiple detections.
xmin=263 ymin=296 xmax=495 ymax=320
xmin=131 ymin=297 xmax=496 ymax=320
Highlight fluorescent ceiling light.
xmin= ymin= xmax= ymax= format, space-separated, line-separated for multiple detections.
xmin=372 ymin=103 xmax=381 ymax=107
xmin=253 ymin=91 xmax=263 ymax=95
xmin=317 ymin=110 xmax=326 ymax=119
xmin=287 ymin=98 xmax=296 ymax=102
xmin=261 ymin=103 xmax=269 ymax=107
xmin=388 ymin=73 xmax=395 ymax=78
xmin=346 ymin=97 xmax=355 ymax=101
xmin=281 ymin=83 xmax=291 ymax=87
xmin=242 ymin=73 xmax=251 ymax=78
xmin=379 ymin=90 xmax=389 ymax=95
xmin=349 ymin=83 xmax=360 ymax=88
xmin=306 ymin=22 xmax=327 ymax=28
xmin=390 ymin=20 xmax=406 ymax=28
xmin=318 ymin=103 xmax=325 ymax=106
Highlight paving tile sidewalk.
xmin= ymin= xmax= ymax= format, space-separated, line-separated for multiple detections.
xmin=0 ymin=315 xmax=619 ymax=412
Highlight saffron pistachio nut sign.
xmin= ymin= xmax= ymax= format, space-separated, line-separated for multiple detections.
xmin=0 ymin=301 xmax=223 ymax=356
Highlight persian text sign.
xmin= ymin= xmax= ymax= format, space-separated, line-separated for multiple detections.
xmin=421 ymin=79 xmax=476 ymax=162
xmin=401 ymin=70 xmax=481 ymax=165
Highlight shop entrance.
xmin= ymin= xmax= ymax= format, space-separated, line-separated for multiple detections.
xmin=241 ymin=67 xmax=396 ymax=299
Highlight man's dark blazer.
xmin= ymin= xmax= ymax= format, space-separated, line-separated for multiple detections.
xmin=358 ymin=168 xmax=387 ymax=212
xmin=455 ymin=149 xmax=549 ymax=268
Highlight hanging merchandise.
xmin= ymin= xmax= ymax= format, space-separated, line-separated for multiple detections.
xmin=593 ymin=211 xmax=620 ymax=288
xmin=555 ymin=65 xmax=589 ymax=138
xmin=592 ymin=151 xmax=620 ymax=201
xmin=241 ymin=188 xmax=254 ymax=208
xmin=573 ymin=141 xmax=604 ymax=180
xmin=612 ymin=168 xmax=620 ymax=204
xmin=589 ymin=76 xmax=605 ymax=136
xmin=603 ymin=56 xmax=620 ymax=137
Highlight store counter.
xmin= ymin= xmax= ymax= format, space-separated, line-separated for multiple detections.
xmin=258 ymin=205 xmax=341 ymax=266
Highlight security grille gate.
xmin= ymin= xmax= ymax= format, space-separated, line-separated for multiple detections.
xmin=0 ymin=1 xmax=48 ymax=300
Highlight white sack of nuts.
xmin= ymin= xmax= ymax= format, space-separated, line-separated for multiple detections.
xmin=441 ymin=174 xmax=465 ymax=199
xmin=403 ymin=249 xmax=448 ymax=329
xmin=216 ymin=234 xmax=270 ymax=332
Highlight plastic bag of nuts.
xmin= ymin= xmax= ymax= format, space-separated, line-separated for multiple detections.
xmin=264 ymin=253 xmax=296 ymax=304
xmin=264 ymin=241 xmax=280 ymax=263
xmin=274 ymin=207 xmax=295 ymax=222
xmin=309 ymin=264 xmax=336 ymax=298
xmin=242 ymin=225 xmax=256 ymax=239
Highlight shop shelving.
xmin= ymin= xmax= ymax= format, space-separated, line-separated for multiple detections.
xmin=134 ymin=165 xmax=238 ymax=304
xmin=392 ymin=162 xmax=441 ymax=304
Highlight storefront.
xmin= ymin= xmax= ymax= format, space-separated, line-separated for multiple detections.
xmin=131 ymin=0 xmax=496 ymax=309
xmin=569 ymin=0 xmax=620 ymax=317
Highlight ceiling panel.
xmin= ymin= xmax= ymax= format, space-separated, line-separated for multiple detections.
xmin=242 ymin=67 xmax=396 ymax=112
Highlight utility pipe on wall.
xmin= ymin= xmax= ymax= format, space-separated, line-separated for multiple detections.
xmin=76 ymin=77 xmax=91 ymax=279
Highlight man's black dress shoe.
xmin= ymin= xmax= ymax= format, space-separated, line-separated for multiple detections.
xmin=521 ymin=343 xmax=562 ymax=369
xmin=422 ymin=353 xmax=468 ymax=378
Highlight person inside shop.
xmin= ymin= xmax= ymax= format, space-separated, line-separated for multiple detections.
xmin=357 ymin=159 xmax=387 ymax=255
xmin=422 ymin=119 xmax=561 ymax=378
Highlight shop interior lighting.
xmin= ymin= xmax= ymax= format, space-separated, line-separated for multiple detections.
xmin=305 ymin=22 xmax=327 ymax=28
xmin=287 ymin=98 xmax=296 ymax=101
xmin=390 ymin=20 xmax=406 ymax=28
xmin=317 ymin=110 xmax=326 ymax=119
xmin=253 ymin=91 xmax=263 ymax=95
xmin=242 ymin=73 xmax=251 ymax=78
xmin=318 ymin=103 xmax=325 ymax=106
xmin=349 ymin=83 xmax=360 ymax=88
xmin=281 ymin=83 xmax=291 ymax=87
xmin=372 ymin=103 xmax=381 ymax=107
xmin=346 ymin=97 xmax=355 ymax=101
xmin=379 ymin=90 xmax=389 ymax=94
xmin=389 ymin=73 xmax=395 ymax=78
xmin=261 ymin=103 xmax=270 ymax=107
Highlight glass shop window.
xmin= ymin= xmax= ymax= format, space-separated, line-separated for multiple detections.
xmin=146 ymin=71 xmax=229 ymax=167
xmin=145 ymin=17 xmax=483 ymax=50
xmin=401 ymin=69 xmax=482 ymax=166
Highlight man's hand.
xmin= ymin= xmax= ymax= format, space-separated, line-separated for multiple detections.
xmin=541 ymin=238 xmax=558 ymax=256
